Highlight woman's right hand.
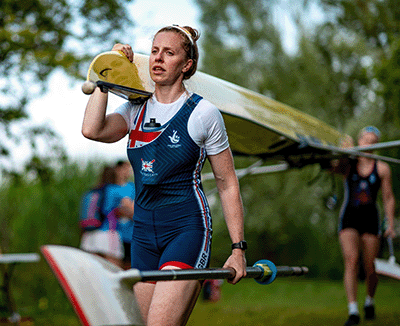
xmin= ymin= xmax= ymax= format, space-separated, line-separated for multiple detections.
xmin=112 ymin=43 xmax=134 ymax=62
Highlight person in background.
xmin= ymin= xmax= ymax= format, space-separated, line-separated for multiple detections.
xmin=80 ymin=165 xmax=124 ymax=267
xmin=332 ymin=126 xmax=396 ymax=326
xmin=202 ymin=279 xmax=223 ymax=302
xmin=112 ymin=160 xmax=135 ymax=270
xmin=81 ymin=25 xmax=246 ymax=326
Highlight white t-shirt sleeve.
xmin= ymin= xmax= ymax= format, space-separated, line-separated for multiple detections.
xmin=188 ymin=99 xmax=229 ymax=156
xmin=114 ymin=102 xmax=138 ymax=129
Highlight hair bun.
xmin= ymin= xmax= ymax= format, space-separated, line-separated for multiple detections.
xmin=182 ymin=26 xmax=200 ymax=42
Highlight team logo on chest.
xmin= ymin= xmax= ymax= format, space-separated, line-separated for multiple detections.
xmin=141 ymin=159 xmax=155 ymax=173
xmin=168 ymin=130 xmax=181 ymax=148
xmin=360 ymin=180 xmax=368 ymax=190
xmin=356 ymin=180 xmax=371 ymax=204
xmin=169 ymin=130 xmax=180 ymax=143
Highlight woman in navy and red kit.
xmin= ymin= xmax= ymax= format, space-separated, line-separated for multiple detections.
xmin=333 ymin=126 xmax=396 ymax=326
xmin=82 ymin=25 xmax=246 ymax=326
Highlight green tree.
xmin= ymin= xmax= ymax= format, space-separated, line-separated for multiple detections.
xmin=196 ymin=0 xmax=344 ymax=125
xmin=197 ymin=0 xmax=285 ymax=94
xmin=196 ymin=0 xmax=341 ymax=273
xmin=311 ymin=0 xmax=399 ymax=134
xmin=196 ymin=0 xmax=400 ymax=276
xmin=317 ymin=0 xmax=400 ymax=201
xmin=197 ymin=0 xmax=400 ymax=133
xmin=0 ymin=0 xmax=134 ymax=177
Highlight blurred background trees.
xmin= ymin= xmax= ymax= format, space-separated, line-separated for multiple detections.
xmin=0 ymin=0 xmax=134 ymax=178
xmin=197 ymin=0 xmax=400 ymax=274
xmin=0 ymin=0 xmax=399 ymax=319
xmin=1 ymin=1 xmax=134 ymax=319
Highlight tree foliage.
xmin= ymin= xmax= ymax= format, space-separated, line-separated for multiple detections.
xmin=197 ymin=0 xmax=400 ymax=133
xmin=196 ymin=0 xmax=349 ymax=128
xmin=317 ymin=0 xmax=400 ymax=202
xmin=313 ymin=0 xmax=400 ymax=134
xmin=196 ymin=0 xmax=399 ymax=275
xmin=0 ymin=0 xmax=134 ymax=177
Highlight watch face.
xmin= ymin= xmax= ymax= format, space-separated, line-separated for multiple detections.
xmin=232 ymin=241 xmax=247 ymax=250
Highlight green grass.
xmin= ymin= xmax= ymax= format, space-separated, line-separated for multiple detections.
xmin=7 ymin=277 xmax=400 ymax=325
xmin=189 ymin=278 xmax=400 ymax=326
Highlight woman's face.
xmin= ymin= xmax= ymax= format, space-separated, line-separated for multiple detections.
xmin=149 ymin=31 xmax=192 ymax=86
xmin=358 ymin=132 xmax=379 ymax=147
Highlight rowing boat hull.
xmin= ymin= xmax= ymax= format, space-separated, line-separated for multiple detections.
xmin=88 ymin=51 xmax=346 ymax=161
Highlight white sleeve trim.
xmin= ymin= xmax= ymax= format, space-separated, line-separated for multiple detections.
xmin=188 ymin=99 xmax=229 ymax=156
xmin=114 ymin=102 xmax=139 ymax=129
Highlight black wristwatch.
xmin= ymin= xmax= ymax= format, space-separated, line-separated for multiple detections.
xmin=231 ymin=240 xmax=247 ymax=250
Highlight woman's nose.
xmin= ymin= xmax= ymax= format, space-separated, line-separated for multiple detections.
xmin=154 ymin=51 xmax=163 ymax=62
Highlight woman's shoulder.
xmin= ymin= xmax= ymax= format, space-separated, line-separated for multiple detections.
xmin=377 ymin=160 xmax=391 ymax=178
xmin=192 ymin=95 xmax=220 ymax=116
xmin=115 ymin=100 xmax=141 ymax=114
xmin=195 ymin=95 xmax=215 ymax=107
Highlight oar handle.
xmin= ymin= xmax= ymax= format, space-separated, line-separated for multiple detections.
xmin=138 ymin=260 xmax=308 ymax=285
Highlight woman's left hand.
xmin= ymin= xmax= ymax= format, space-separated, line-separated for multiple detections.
xmin=223 ymin=250 xmax=247 ymax=285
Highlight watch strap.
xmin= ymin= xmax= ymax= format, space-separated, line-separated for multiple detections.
xmin=231 ymin=240 xmax=247 ymax=250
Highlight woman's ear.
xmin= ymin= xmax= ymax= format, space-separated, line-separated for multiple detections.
xmin=182 ymin=59 xmax=193 ymax=73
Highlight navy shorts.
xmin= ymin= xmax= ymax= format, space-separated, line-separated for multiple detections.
xmin=339 ymin=205 xmax=381 ymax=236
xmin=131 ymin=199 xmax=212 ymax=271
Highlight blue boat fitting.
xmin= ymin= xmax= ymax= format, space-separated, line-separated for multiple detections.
xmin=253 ymin=259 xmax=277 ymax=285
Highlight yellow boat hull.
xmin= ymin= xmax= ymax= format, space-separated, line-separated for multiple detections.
xmin=87 ymin=51 xmax=346 ymax=162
